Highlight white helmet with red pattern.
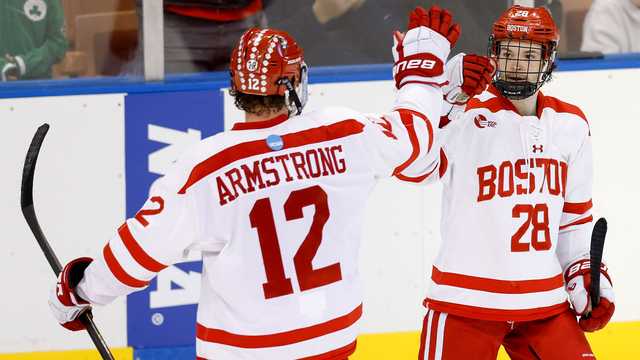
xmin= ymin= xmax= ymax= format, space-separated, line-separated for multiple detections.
xmin=230 ymin=28 xmax=308 ymax=115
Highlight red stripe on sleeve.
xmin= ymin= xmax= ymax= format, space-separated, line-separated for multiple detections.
xmin=393 ymin=109 xmax=434 ymax=177
xmin=562 ymin=200 xmax=592 ymax=215
xmin=404 ymin=109 xmax=434 ymax=151
xmin=118 ymin=223 xmax=168 ymax=273
xmin=438 ymin=149 xmax=448 ymax=178
xmin=103 ymin=244 xmax=149 ymax=288
xmin=559 ymin=215 xmax=593 ymax=230
xmin=395 ymin=163 xmax=438 ymax=183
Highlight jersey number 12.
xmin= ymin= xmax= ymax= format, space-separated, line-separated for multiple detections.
xmin=250 ymin=185 xmax=342 ymax=299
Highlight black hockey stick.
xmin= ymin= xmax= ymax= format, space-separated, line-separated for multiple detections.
xmin=589 ymin=217 xmax=607 ymax=307
xmin=20 ymin=124 xmax=115 ymax=360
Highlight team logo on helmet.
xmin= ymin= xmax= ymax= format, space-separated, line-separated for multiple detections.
xmin=266 ymin=135 xmax=284 ymax=151
xmin=246 ymin=59 xmax=258 ymax=72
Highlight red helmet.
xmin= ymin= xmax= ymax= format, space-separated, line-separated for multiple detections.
xmin=491 ymin=5 xmax=559 ymax=51
xmin=230 ymin=28 xmax=308 ymax=114
xmin=488 ymin=5 xmax=559 ymax=99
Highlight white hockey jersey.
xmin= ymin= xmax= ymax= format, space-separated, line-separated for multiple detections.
xmin=425 ymin=85 xmax=594 ymax=322
xmin=76 ymin=84 xmax=442 ymax=359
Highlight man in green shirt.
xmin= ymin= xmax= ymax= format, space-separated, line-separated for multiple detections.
xmin=1 ymin=0 xmax=67 ymax=81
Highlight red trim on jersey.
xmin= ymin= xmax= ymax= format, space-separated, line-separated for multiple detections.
xmin=392 ymin=109 xmax=434 ymax=179
xmin=232 ymin=114 xmax=289 ymax=130
xmin=103 ymin=244 xmax=149 ymax=288
xmin=395 ymin=163 xmax=438 ymax=183
xmin=298 ymin=340 xmax=357 ymax=360
xmin=431 ymin=266 xmax=564 ymax=294
xmin=399 ymin=80 xmax=448 ymax=88
xmin=196 ymin=341 xmax=356 ymax=360
xmin=559 ymin=215 xmax=593 ymax=230
xmin=166 ymin=0 xmax=262 ymax=22
xmin=118 ymin=223 xmax=168 ymax=273
xmin=466 ymin=85 xmax=519 ymax=114
xmin=196 ymin=304 xmax=362 ymax=348
xmin=424 ymin=298 xmax=569 ymax=322
xmin=562 ymin=200 xmax=592 ymax=215
xmin=393 ymin=110 xmax=421 ymax=176
xmin=179 ymin=120 xmax=365 ymax=194
xmin=404 ymin=109 xmax=434 ymax=151
xmin=438 ymin=149 xmax=448 ymax=178
xmin=537 ymin=93 xmax=588 ymax=123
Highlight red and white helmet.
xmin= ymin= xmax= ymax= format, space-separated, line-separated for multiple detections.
xmin=230 ymin=28 xmax=308 ymax=114
xmin=488 ymin=5 xmax=559 ymax=99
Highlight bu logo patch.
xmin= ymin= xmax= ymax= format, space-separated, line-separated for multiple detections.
xmin=474 ymin=114 xmax=497 ymax=128
xmin=266 ymin=134 xmax=284 ymax=151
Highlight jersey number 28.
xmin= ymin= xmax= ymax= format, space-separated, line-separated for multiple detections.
xmin=250 ymin=185 xmax=342 ymax=299
xmin=511 ymin=203 xmax=551 ymax=252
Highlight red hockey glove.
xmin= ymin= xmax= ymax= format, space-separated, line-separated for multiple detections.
xmin=392 ymin=6 xmax=461 ymax=89
xmin=442 ymin=53 xmax=495 ymax=106
xmin=564 ymin=258 xmax=615 ymax=332
xmin=408 ymin=5 xmax=460 ymax=46
xmin=48 ymin=257 xmax=93 ymax=331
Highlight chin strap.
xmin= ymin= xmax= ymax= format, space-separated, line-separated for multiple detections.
xmin=494 ymin=79 xmax=538 ymax=100
xmin=280 ymin=77 xmax=303 ymax=115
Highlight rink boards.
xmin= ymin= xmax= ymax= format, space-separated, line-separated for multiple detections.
xmin=1 ymin=58 xmax=639 ymax=359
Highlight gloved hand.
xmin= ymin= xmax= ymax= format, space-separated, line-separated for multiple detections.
xmin=564 ymin=258 xmax=615 ymax=332
xmin=48 ymin=257 xmax=93 ymax=331
xmin=442 ymin=53 xmax=495 ymax=105
xmin=392 ymin=5 xmax=461 ymax=89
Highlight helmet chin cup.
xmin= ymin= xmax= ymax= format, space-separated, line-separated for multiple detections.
xmin=494 ymin=79 xmax=538 ymax=100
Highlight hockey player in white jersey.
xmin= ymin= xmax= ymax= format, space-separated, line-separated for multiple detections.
xmin=47 ymin=6 xmax=477 ymax=360
xmin=419 ymin=5 xmax=615 ymax=360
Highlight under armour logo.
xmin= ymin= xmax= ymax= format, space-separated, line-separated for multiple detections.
xmin=532 ymin=144 xmax=544 ymax=153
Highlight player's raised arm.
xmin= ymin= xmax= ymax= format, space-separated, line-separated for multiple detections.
xmin=358 ymin=6 xmax=458 ymax=183
xmin=49 ymin=153 xmax=206 ymax=331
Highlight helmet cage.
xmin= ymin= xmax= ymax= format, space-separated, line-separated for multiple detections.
xmin=488 ymin=35 xmax=557 ymax=100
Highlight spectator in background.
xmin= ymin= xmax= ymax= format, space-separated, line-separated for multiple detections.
xmin=130 ymin=0 xmax=271 ymax=74
xmin=266 ymin=0 xmax=507 ymax=66
xmin=581 ymin=0 xmax=640 ymax=53
xmin=0 ymin=0 xmax=67 ymax=81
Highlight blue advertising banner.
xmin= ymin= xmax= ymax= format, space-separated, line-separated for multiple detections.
xmin=124 ymin=90 xmax=224 ymax=349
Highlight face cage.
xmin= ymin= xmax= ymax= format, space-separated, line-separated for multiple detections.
xmin=488 ymin=37 xmax=556 ymax=100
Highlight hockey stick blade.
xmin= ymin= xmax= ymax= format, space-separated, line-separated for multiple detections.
xmin=20 ymin=124 xmax=115 ymax=360
xmin=589 ymin=217 xmax=607 ymax=308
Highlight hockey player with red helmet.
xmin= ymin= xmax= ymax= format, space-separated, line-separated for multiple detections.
xmin=47 ymin=6 xmax=493 ymax=360
xmin=419 ymin=5 xmax=615 ymax=359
